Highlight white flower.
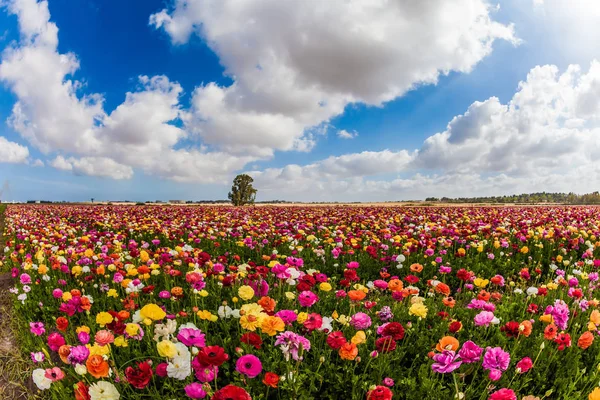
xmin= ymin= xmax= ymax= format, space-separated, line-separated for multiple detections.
xmin=550 ymin=263 xmax=558 ymax=271
xmin=167 ymin=356 xmax=191 ymax=380
xmin=154 ymin=319 xmax=178 ymax=342
xmin=75 ymin=364 xmax=88 ymax=375
xmin=319 ymin=317 xmax=333 ymax=332
xmin=396 ymin=254 xmax=406 ymax=263
xmin=513 ymin=288 xmax=524 ymax=294
xmin=526 ymin=287 xmax=538 ymax=296
xmin=17 ymin=293 xmax=27 ymax=303
xmin=89 ymin=381 xmax=120 ymax=400
xmin=491 ymin=317 xmax=501 ymax=325
xmin=32 ymin=368 xmax=52 ymax=390
xmin=132 ymin=310 xmax=142 ymax=323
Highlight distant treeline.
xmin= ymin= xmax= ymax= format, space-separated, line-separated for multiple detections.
xmin=424 ymin=192 xmax=600 ymax=204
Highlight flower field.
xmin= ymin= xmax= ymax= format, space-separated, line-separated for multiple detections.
xmin=5 ymin=205 xmax=600 ymax=399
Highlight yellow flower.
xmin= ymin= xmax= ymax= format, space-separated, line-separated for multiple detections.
xmin=38 ymin=265 xmax=48 ymax=275
xmin=240 ymin=315 xmax=261 ymax=331
xmin=198 ymin=290 xmax=209 ymax=297
xmin=297 ymin=312 xmax=308 ymax=324
xmin=319 ymin=282 xmax=332 ymax=292
xmin=197 ymin=310 xmax=215 ymax=321
xmin=351 ymin=331 xmax=366 ymax=345
xmin=140 ymin=304 xmax=166 ymax=321
xmin=336 ymin=315 xmax=350 ymax=326
xmin=285 ymin=292 xmax=296 ymax=300
xmin=556 ymin=255 xmax=563 ymax=263
xmin=62 ymin=292 xmax=73 ymax=302
xmin=547 ymin=282 xmax=558 ymax=290
xmin=539 ymin=314 xmax=554 ymax=324
xmin=76 ymin=326 xmax=91 ymax=335
xmin=332 ymin=310 xmax=339 ymax=319
xmin=157 ymin=340 xmax=177 ymax=358
xmin=114 ymin=336 xmax=128 ymax=347
xmin=140 ymin=250 xmax=150 ymax=263
xmin=125 ymin=323 xmax=140 ymax=337
xmin=409 ymin=303 xmax=428 ymax=319
xmin=107 ymin=289 xmax=118 ymax=298
xmin=96 ymin=312 xmax=114 ymax=327
xmin=87 ymin=343 xmax=110 ymax=356
xmin=473 ymin=278 xmax=489 ymax=288
xmin=238 ymin=285 xmax=255 ymax=301
xmin=261 ymin=316 xmax=285 ymax=336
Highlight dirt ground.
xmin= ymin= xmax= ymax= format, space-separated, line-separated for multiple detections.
xmin=0 ymin=205 xmax=37 ymax=399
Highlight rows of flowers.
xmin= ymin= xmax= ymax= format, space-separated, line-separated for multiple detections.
xmin=4 ymin=205 xmax=600 ymax=399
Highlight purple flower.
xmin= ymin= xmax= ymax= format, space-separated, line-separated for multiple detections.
xmin=482 ymin=347 xmax=510 ymax=380
xmin=431 ymin=350 xmax=462 ymax=374
xmin=67 ymin=345 xmax=90 ymax=365
xmin=544 ymin=299 xmax=570 ymax=330
xmin=458 ymin=341 xmax=483 ymax=364
xmin=275 ymin=331 xmax=311 ymax=361
xmin=177 ymin=328 xmax=206 ymax=348
xmin=350 ymin=312 xmax=372 ymax=330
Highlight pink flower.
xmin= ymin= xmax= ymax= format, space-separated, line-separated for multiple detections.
xmin=20 ymin=273 xmax=31 ymax=284
xmin=488 ymin=388 xmax=517 ymax=400
xmin=44 ymin=367 xmax=65 ymax=382
xmin=350 ymin=312 xmax=372 ymax=330
xmin=155 ymin=363 xmax=168 ymax=378
xmin=482 ymin=347 xmax=510 ymax=381
xmin=47 ymin=332 xmax=65 ymax=351
xmin=30 ymin=352 xmax=45 ymax=363
xmin=431 ymin=350 xmax=462 ymax=373
xmin=458 ymin=341 xmax=483 ymax=364
xmin=235 ymin=354 xmax=262 ymax=378
xmin=52 ymin=289 xmax=63 ymax=299
xmin=382 ymin=377 xmax=394 ymax=387
xmin=516 ymin=357 xmax=532 ymax=373
xmin=346 ymin=261 xmax=360 ymax=269
xmin=184 ymin=382 xmax=207 ymax=399
xmin=29 ymin=322 xmax=45 ymax=336
xmin=298 ymin=291 xmax=319 ymax=307
xmin=275 ymin=310 xmax=297 ymax=325
xmin=474 ymin=311 xmax=495 ymax=327
xmin=303 ymin=313 xmax=323 ymax=331
xmin=178 ymin=328 xmax=206 ymax=348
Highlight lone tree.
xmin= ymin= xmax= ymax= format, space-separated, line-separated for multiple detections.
xmin=228 ymin=174 xmax=257 ymax=206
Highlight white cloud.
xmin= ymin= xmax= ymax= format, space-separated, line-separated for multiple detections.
xmin=250 ymin=61 xmax=600 ymax=201
xmin=50 ymin=155 xmax=133 ymax=180
xmin=31 ymin=158 xmax=43 ymax=167
xmin=337 ymin=130 xmax=358 ymax=140
xmin=0 ymin=135 xmax=29 ymax=163
xmin=151 ymin=0 xmax=518 ymax=157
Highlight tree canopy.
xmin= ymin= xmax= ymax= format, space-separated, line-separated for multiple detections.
xmin=228 ymin=174 xmax=257 ymax=206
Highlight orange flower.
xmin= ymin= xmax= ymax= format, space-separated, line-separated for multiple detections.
xmin=117 ymin=310 xmax=130 ymax=321
xmin=348 ymin=290 xmax=366 ymax=302
xmin=519 ymin=320 xmax=533 ymax=337
xmin=338 ymin=342 xmax=358 ymax=360
xmin=442 ymin=296 xmax=456 ymax=308
xmin=477 ymin=290 xmax=491 ymax=301
xmin=58 ymin=345 xmax=71 ymax=364
xmin=435 ymin=283 xmax=451 ymax=296
xmin=490 ymin=292 xmax=503 ymax=302
xmin=80 ymin=296 xmax=92 ymax=311
xmin=70 ymin=289 xmax=82 ymax=297
xmin=544 ymin=324 xmax=558 ymax=340
xmin=387 ymin=279 xmax=403 ymax=292
xmin=257 ymin=296 xmax=277 ymax=313
xmin=539 ymin=314 xmax=554 ymax=324
xmin=591 ymin=310 xmax=600 ymax=325
xmin=261 ymin=316 xmax=285 ymax=336
xmin=410 ymin=263 xmax=423 ymax=273
xmin=86 ymin=354 xmax=110 ymax=378
xmin=171 ymin=286 xmax=184 ymax=297
xmin=435 ymin=336 xmax=459 ymax=352
xmin=578 ymin=331 xmax=595 ymax=350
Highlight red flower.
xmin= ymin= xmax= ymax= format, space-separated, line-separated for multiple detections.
xmin=381 ymin=322 xmax=405 ymax=341
xmin=404 ymin=275 xmax=419 ymax=284
xmin=456 ymin=268 xmax=471 ymax=281
xmin=74 ymin=381 xmax=90 ymax=400
xmin=500 ymin=321 xmax=520 ymax=338
xmin=526 ymin=303 xmax=539 ymax=314
xmin=375 ymin=337 xmax=396 ymax=353
xmin=197 ymin=345 xmax=229 ymax=367
xmin=448 ymin=321 xmax=462 ymax=333
xmin=262 ymin=372 xmax=280 ymax=388
xmin=367 ymin=385 xmax=393 ymax=400
xmin=56 ymin=317 xmax=69 ymax=332
xmin=212 ymin=385 xmax=252 ymax=400
xmin=125 ymin=360 xmax=153 ymax=389
xmin=326 ymin=331 xmax=347 ymax=350
xmin=240 ymin=332 xmax=263 ymax=350
xmin=554 ymin=333 xmax=572 ymax=351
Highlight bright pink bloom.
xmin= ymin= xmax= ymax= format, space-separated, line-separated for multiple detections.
xmin=235 ymin=354 xmax=262 ymax=378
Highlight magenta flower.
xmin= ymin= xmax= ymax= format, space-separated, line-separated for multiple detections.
xmin=47 ymin=332 xmax=65 ymax=351
xmin=275 ymin=331 xmax=311 ymax=361
xmin=184 ymin=382 xmax=207 ymax=399
xmin=275 ymin=310 xmax=298 ymax=325
xmin=177 ymin=328 xmax=206 ymax=348
xmin=20 ymin=273 xmax=31 ymax=284
xmin=235 ymin=354 xmax=262 ymax=378
xmin=482 ymin=347 xmax=510 ymax=380
xmin=29 ymin=322 xmax=45 ymax=336
xmin=350 ymin=312 xmax=372 ymax=330
xmin=298 ymin=291 xmax=319 ymax=307
xmin=516 ymin=357 xmax=533 ymax=373
xmin=67 ymin=345 xmax=90 ymax=365
xmin=431 ymin=350 xmax=462 ymax=374
xmin=488 ymin=388 xmax=516 ymax=400
xmin=544 ymin=299 xmax=570 ymax=330
xmin=458 ymin=341 xmax=483 ymax=364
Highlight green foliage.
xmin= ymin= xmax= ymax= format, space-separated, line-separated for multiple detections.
xmin=228 ymin=174 xmax=258 ymax=206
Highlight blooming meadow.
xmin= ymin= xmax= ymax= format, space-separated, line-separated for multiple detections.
xmin=4 ymin=205 xmax=600 ymax=399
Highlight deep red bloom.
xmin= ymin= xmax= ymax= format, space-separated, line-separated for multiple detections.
xmin=74 ymin=381 xmax=90 ymax=400
xmin=197 ymin=345 xmax=229 ymax=367
xmin=404 ymin=275 xmax=419 ymax=284
xmin=500 ymin=321 xmax=520 ymax=338
xmin=448 ymin=321 xmax=462 ymax=333
xmin=375 ymin=337 xmax=396 ymax=353
xmin=554 ymin=333 xmax=572 ymax=351
xmin=381 ymin=322 xmax=405 ymax=341
xmin=456 ymin=268 xmax=471 ymax=281
xmin=367 ymin=385 xmax=393 ymax=400
xmin=125 ymin=360 xmax=153 ymax=389
xmin=212 ymin=384 xmax=252 ymax=400
xmin=527 ymin=303 xmax=539 ymax=314
xmin=240 ymin=332 xmax=263 ymax=350
xmin=326 ymin=331 xmax=347 ymax=350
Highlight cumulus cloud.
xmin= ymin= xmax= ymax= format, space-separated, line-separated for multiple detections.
xmin=0 ymin=135 xmax=29 ymax=163
xmin=250 ymin=61 xmax=600 ymax=201
xmin=151 ymin=0 xmax=518 ymax=157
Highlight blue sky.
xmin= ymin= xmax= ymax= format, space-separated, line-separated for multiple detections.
xmin=0 ymin=0 xmax=599 ymax=202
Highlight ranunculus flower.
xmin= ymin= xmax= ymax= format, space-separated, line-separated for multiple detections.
xmin=489 ymin=388 xmax=517 ymax=400
xmin=212 ymin=385 xmax=251 ymax=400
xmin=235 ymin=354 xmax=262 ymax=378
xmin=458 ymin=341 xmax=483 ymax=364
xmin=263 ymin=372 xmax=280 ymax=388
xmin=177 ymin=328 xmax=206 ymax=348
xmin=431 ymin=350 xmax=462 ymax=373
xmin=516 ymin=357 xmax=533 ymax=373
xmin=184 ymin=382 xmax=207 ymax=399
xmin=125 ymin=360 xmax=153 ymax=389
xmin=367 ymin=385 xmax=393 ymax=400
xmin=197 ymin=345 xmax=229 ymax=367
